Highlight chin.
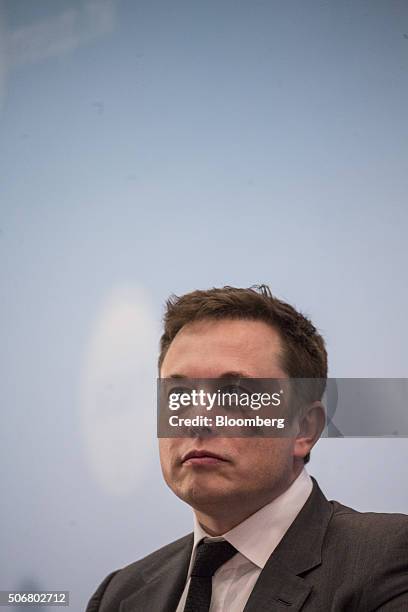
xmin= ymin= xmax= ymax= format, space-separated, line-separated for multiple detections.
xmin=178 ymin=482 xmax=239 ymax=510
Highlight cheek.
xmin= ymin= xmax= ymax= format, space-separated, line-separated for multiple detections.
xmin=233 ymin=438 xmax=294 ymax=473
xmin=158 ymin=439 xmax=182 ymax=479
xmin=158 ymin=440 xmax=171 ymax=473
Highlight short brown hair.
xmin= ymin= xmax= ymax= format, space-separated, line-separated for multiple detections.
xmin=159 ymin=285 xmax=328 ymax=463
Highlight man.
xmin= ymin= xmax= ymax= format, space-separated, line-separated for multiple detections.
xmin=86 ymin=285 xmax=408 ymax=612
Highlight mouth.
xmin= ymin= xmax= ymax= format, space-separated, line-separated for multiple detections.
xmin=181 ymin=449 xmax=229 ymax=466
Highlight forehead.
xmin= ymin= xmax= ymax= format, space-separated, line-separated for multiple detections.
xmin=160 ymin=318 xmax=286 ymax=378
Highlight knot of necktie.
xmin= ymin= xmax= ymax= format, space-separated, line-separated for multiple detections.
xmin=191 ymin=540 xmax=238 ymax=578
xmin=183 ymin=539 xmax=238 ymax=612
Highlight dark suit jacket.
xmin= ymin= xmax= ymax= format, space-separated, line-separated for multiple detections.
xmin=86 ymin=478 xmax=408 ymax=611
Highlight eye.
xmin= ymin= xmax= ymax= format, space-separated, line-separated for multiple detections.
xmin=165 ymin=386 xmax=195 ymax=414
xmin=167 ymin=386 xmax=192 ymax=399
xmin=219 ymin=384 xmax=250 ymax=396
xmin=217 ymin=384 xmax=252 ymax=411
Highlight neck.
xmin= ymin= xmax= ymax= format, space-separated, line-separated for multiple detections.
xmin=195 ymin=499 xmax=270 ymax=536
xmin=194 ymin=468 xmax=303 ymax=536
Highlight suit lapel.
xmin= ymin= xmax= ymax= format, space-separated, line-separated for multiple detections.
xmin=120 ymin=534 xmax=193 ymax=612
xmin=243 ymin=559 xmax=312 ymax=611
xmin=244 ymin=477 xmax=333 ymax=611
xmin=119 ymin=478 xmax=332 ymax=612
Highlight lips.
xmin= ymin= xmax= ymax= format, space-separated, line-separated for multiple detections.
xmin=182 ymin=449 xmax=228 ymax=464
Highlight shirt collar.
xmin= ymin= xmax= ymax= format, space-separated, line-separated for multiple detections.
xmin=191 ymin=468 xmax=313 ymax=570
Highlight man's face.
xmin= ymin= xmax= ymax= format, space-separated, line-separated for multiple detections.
xmin=159 ymin=318 xmax=302 ymax=515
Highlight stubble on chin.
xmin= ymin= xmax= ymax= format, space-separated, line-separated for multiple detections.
xmin=175 ymin=477 xmax=243 ymax=515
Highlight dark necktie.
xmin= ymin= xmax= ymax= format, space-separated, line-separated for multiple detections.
xmin=183 ymin=539 xmax=238 ymax=612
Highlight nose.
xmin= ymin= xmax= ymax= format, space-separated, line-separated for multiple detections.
xmin=188 ymin=422 xmax=215 ymax=438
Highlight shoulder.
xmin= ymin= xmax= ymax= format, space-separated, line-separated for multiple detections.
xmin=116 ymin=532 xmax=193 ymax=578
xmin=308 ymin=477 xmax=408 ymax=556
xmin=329 ymin=498 xmax=408 ymax=541
xmin=323 ymin=499 xmax=408 ymax=607
xmin=85 ymin=533 xmax=193 ymax=612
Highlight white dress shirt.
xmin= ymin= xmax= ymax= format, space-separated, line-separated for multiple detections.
xmin=176 ymin=468 xmax=313 ymax=612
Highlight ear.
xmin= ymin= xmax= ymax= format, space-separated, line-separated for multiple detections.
xmin=293 ymin=401 xmax=326 ymax=461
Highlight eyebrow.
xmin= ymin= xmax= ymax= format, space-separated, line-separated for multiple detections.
xmin=165 ymin=371 xmax=253 ymax=379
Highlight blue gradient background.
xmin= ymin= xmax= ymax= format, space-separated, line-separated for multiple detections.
xmin=1 ymin=1 xmax=407 ymax=609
